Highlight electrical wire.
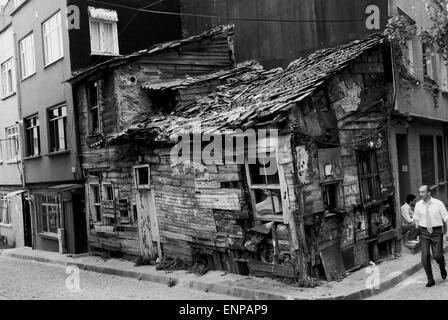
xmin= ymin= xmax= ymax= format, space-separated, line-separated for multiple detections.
xmin=83 ymin=0 xmax=389 ymax=24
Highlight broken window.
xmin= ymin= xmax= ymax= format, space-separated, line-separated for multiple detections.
xmin=246 ymin=152 xmax=283 ymax=221
xmin=90 ymin=184 xmax=101 ymax=223
xmin=357 ymin=149 xmax=382 ymax=205
xmin=322 ymin=182 xmax=343 ymax=213
xmin=420 ymin=135 xmax=436 ymax=187
xmin=134 ymin=165 xmax=150 ymax=189
xmin=118 ymin=199 xmax=130 ymax=223
xmin=102 ymin=184 xmax=114 ymax=201
xmin=87 ymin=81 xmax=101 ymax=135
xmin=36 ymin=194 xmax=59 ymax=234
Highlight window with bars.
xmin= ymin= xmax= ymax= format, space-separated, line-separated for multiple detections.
xmin=357 ymin=149 xmax=382 ymax=205
xmin=48 ymin=105 xmax=67 ymax=152
xmin=6 ymin=126 xmax=19 ymax=161
xmin=25 ymin=115 xmax=40 ymax=157
xmin=420 ymin=135 xmax=436 ymax=187
xmin=42 ymin=11 xmax=63 ymax=66
xmin=36 ymin=194 xmax=59 ymax=234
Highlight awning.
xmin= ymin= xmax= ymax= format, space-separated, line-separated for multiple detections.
xmin=88 ymin=7 xmax=119 ymax=22
xmin=6 ymin=190 xmax=26 ymax=198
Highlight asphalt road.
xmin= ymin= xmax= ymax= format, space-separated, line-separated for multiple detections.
xmin=369 ymin=260 xmax=448 ymax=300
xmin=0 ymin=256 xmax=239 ymax=300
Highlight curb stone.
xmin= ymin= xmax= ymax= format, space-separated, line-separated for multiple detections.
xmin=2 ymin=248 xmax=446 ymax=300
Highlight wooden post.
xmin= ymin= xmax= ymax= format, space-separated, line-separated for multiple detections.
xmin=290 ymin=134 xmax=311 ymax=287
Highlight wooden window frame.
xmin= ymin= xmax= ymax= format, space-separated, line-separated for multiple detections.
xmin=19 ymin=33 xmax=36 ymax=80
xmin=356 ymin=149 xmax=382 ymax=206
xmin=89 ymin=183 xmax=102 ymax=224
xmin=133 ymin=165 xmax=151 ymax=190
xmin=42 ymin=10 xmax=64 ymax=67
xmin=245 ymin=148 xmax=285 ymax=223
xmin=36 ymin=193 xmax=60 ymax=235
xmin=24 ymin=115 xmax=40 ymax=157
xmin=86 ymin=81 xmax=101 ymax=135
xmin=1 ymin=58 xmax=15 ymax=97
xmin=5 ymin=126 xmax=19 ymax=162
xmin=48 ymin=104 xmax=68 ymax=153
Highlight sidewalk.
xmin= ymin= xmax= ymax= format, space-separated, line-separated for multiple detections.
xmin=1 ymin=241 xmax=448 ymax=300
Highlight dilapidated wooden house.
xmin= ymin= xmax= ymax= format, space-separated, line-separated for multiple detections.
xmin=71 ymin=26 xmax=400 ymax=281
xmin=69 ymin=25 xmax=237 ymax=258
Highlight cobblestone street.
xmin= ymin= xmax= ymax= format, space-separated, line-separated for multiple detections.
xmin=369 ymin=261 xmax=448 ymax=300
xmin=0 ymin=256 xmax=238 ymax=300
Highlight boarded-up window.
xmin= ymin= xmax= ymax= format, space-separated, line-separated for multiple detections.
xmin=437 ymin=136 xmax=446 ymax=183
xmin=420 ymin=135 xmax=435 ymax=187
xmin=357 ymin=149 xmax=381 ymax=205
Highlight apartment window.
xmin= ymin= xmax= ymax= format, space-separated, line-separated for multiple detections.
xmin=19 ymin=33 xmax=36 ymax=79
xmin=88 ymin=7 xmax=119 ymax=55
xmin=322 ymin=182 xmax=343 ymax=212
xmin=420 ymin=135 xmax=436 ymax=187
xmin=6 ymin=126 xmax=19 ymax=161
xmin=90 ymin=184 xmax=101 ymax=223
xmin=87 ymin=81 xmax=101 ymax=135
xmin=403 ymin=39 xmax=415 ymax=75
xmin=246 ymin=153 xmax=283 ymax=221
xmin=37 ymin=194 xmax=59 ymax=234
xmin=423 ymin=43 xmax=436 ymax=81
xmin=437 ymin=136 xmax=446 ymax=183
xmin=25 ymin=116 xmax=40 ymax=157
xmin=1 ymin=59 xmax=15 ymax=97
xmin=42 ymin=11 xmax=63 ymax=66
xmin=0 ymin=197 xmax=10 ymax=225
xmin=357 ymin=149 xmax=382 ymax=205
xmin=48 ymin=105 xmax=67 ymax=152
xmin=442 ymin=59 xmax=448 ymax=92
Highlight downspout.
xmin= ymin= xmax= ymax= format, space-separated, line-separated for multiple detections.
xmin=13 ymin=31 xmax=35 ymax=248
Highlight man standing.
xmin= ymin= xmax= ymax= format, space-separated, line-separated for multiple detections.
xmin=413 ymin=185 xmax=448 ymax=287
xmin=401 ymin=194 xmax=418 ymax=241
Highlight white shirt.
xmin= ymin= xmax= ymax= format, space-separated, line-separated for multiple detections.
xmin=413 ymin=197 xmax=448 ymax=228
xmin=400 ymin=203 xmax=414 ymax=224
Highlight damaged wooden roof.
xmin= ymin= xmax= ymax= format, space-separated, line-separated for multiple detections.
xmin=67 ymin=24 xmax=235 ymax=84
xmin=92 ymin=33 xmax=385 ymax=148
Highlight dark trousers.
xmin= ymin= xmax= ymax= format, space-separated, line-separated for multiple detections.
xmin=420 ymin=226 xmax=445 ymax=282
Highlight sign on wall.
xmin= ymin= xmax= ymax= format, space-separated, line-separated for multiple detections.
xmin=318 ymin=148 xmax=344 ymax=183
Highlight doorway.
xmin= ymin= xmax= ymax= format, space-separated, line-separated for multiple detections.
xmin=22 ymin=196 xmax=32 ymax=248
xmin=134 ymin=165 xmax=162 ymax=260
xmin=396 ymin=134 xmax=411 ymax=206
